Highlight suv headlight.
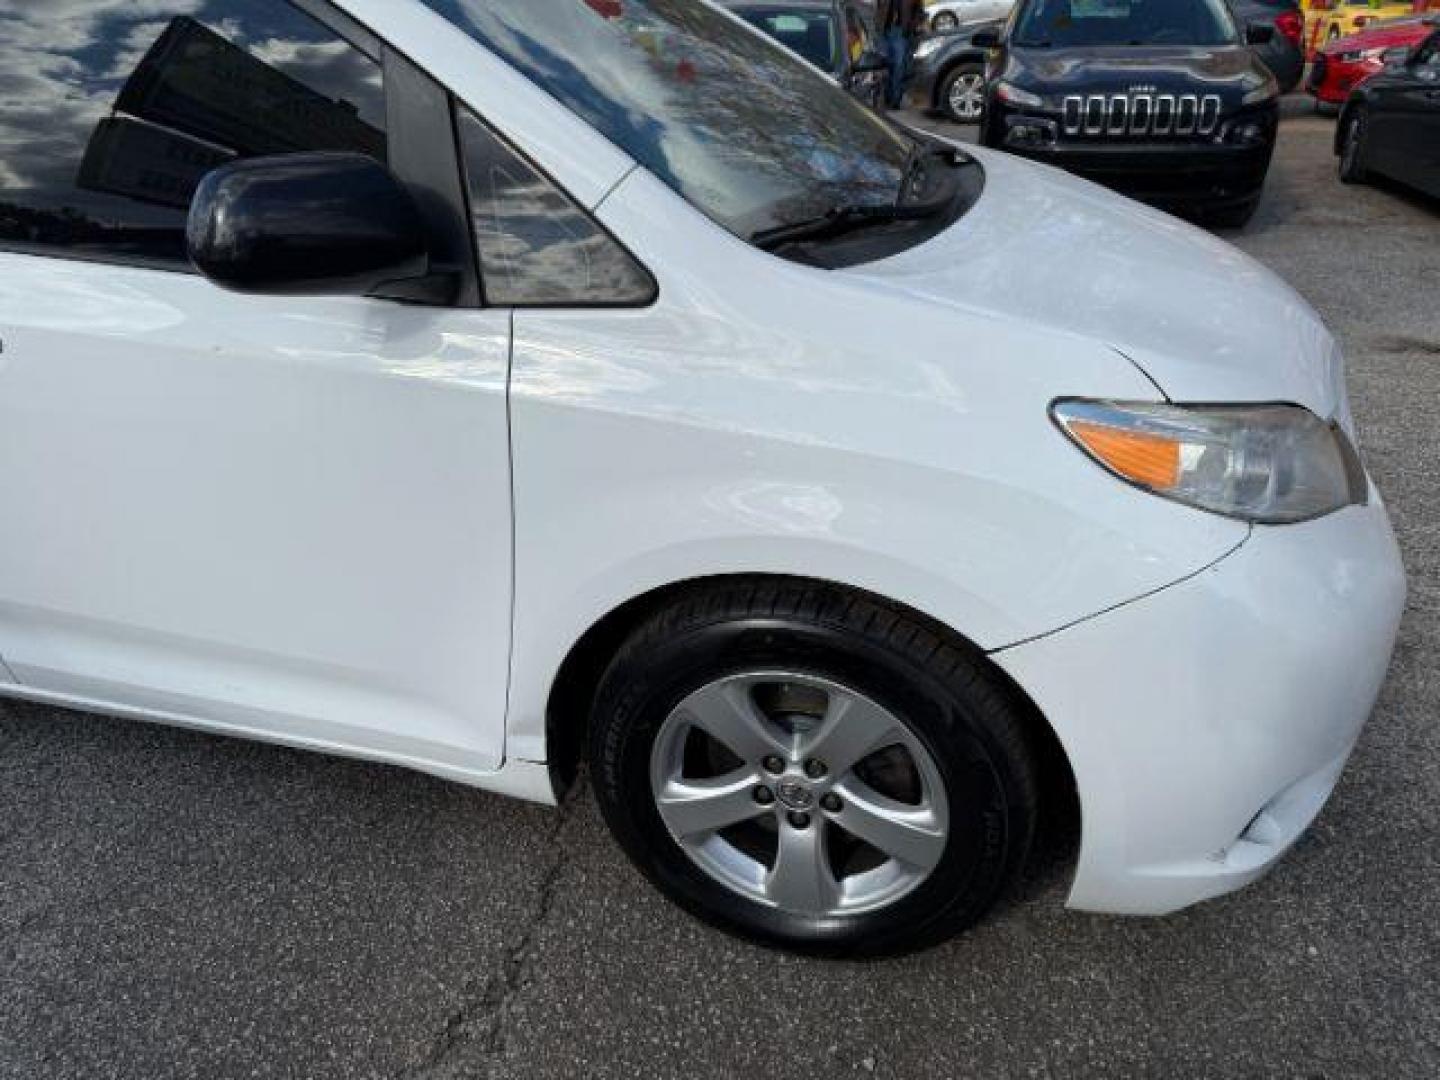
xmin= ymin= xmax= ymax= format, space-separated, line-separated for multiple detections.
xmin=995 ymin=80 xmax=1044 ymax=108
xmin=1051 ymin=400 xmax=1368 ymax=524
xmin=1240 ymin=73 xmax=1279 ymax=106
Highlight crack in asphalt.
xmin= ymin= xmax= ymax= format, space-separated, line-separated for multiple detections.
xmin=399 ymin=785 xmax=580 ymax=1079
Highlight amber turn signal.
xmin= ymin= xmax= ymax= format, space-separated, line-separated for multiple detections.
xmin=1065 ymin=420 xmax=1182 ymax=490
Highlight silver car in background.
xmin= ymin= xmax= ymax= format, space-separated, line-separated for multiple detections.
xmin=926 ymin=0 xmax=1014 ymax=32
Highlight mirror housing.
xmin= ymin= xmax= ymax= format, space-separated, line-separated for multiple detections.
xmin=187 ymin=153 xmax=449 ymax=301
xmin=1245 ymin=23 xmax=1275 ymax=45
xmin=853 ymin=49 xmax=890 ymax=75
xmin=971 ymin=28 xmax=1002 ymax=49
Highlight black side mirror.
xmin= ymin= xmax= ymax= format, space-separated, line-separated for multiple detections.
xmin=188 ymin=153 xmax=448 ymax=301
xmin=971 ymin=28 xmax=1002 ymax=49
xmin=1245 ymin=23 xmax=1275 ymax=45
xmin=853 ymin=49 xmax=890 ymax=75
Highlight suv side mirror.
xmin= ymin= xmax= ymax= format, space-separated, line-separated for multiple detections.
xmin=971 ymin=28 xmax=1002 ymax=49
xmin=188 ymin=153 xmax=450 ymax=302
xmin=853 ymin=49 xmax=890 ymax=75
xmin=1245 ymin=23 xmax=1275 ymax=45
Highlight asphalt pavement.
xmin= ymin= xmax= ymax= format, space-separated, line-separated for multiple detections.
xmin=2 ymin=101 xmax=1438 ymax=1080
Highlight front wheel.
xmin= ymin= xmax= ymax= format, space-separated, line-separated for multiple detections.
xmin=588 ymin=580 xmax=1039 ymax=956
xmin=1339 ymin=110 xmax=1369 ymax=185
xmin=1207 ymin=195 xmax=1261 ymax=229
xmin=939 ymin=63 xmax=987 ymax=124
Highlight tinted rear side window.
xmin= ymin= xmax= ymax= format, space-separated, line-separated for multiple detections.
xmin=0 ymin=0 xmax=385 ymax=269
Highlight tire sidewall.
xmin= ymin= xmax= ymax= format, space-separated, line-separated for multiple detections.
xmin=590 ymin=614 xmax=1028 ymax=954
xmin=1340 ymin=111 xmax=1366 ymax=183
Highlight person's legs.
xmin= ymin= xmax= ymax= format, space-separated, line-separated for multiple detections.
xmin=883 ymin=28 xmax=910 ymax=109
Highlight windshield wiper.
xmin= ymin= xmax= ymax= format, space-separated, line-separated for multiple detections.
xmin=754 ymin=143 xmax=967 ymax=252
xmin=751 ymin=196 xmax=954 ymax=252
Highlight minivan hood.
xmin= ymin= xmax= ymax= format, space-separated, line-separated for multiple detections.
xmin=845 ymin=147 xmax=1346 ymax=420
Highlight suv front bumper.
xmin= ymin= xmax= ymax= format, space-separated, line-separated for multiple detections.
xmin=1004 ymin=139 xmax=1276 ymax=209
xmin=994 ymin=491 xmax=1406 ymax=916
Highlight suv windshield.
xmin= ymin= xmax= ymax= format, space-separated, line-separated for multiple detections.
xmin=733 ymin=7 xmax=843 ymax=73
xmin=419 ymin=0 xmax=912 ymax=241
xmin=1014 ymin=0 xmax=1239 ymax=48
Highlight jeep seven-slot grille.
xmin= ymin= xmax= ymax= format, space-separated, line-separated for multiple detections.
xmin=1060 ymin=94 xmax=1222 ymax=138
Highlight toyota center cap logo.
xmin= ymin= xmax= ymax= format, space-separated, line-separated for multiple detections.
xmin=776 ymin=780 xmax=815 ymax=811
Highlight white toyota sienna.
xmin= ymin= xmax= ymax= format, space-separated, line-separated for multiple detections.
xmin=0 ymin=0 xmax=1406 ymax=954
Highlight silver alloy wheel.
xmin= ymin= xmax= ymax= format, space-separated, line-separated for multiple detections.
xmin=947 ymin=71 xmax=986 ymax=123
xmin=649 ymin=672 xmax=950 ymax=918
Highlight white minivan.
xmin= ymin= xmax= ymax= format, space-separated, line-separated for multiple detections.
xmin=0 ymin=0 xmax=1406 ymax=954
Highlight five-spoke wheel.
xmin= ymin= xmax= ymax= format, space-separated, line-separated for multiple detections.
xmin=651 ymin=672 xmax=950 ymax=918
xmin=589 ymin=579 xmax=1038 ymax=956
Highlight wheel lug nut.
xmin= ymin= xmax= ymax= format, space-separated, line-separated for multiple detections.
xmin=762 ymin=755 xmax=786 ymax=775
xmin=787 ymin=811 xmax=812 ymax=830
xmin=820 ymin=793 xmax=843 ymax=813
xmin=804 ymin=758 xmax=828 ymax=779
xmin=753 ymin=785 xmax=775 ymax=806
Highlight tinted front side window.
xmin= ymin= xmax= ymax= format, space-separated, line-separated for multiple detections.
xmin=419 ymin=0 xmax=912 ymax=241
xmin=457 ymin=108 xmax=654 ymax=307
xmin=735 ymin=9 xmax=843 ymax=73
xmin=1014 ymin=0 xmax=1239 ymax=48
xmin=0 ymin=0 xmax=385 ymax=268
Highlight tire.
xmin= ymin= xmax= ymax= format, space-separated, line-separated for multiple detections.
xmin=938 ymin=63 xmax=987 ymax=125
xmin=588 ymin=578 xmax=1039 ymax=957
xmin=932 ymin=12 xmax=960 ymax=32
xmin=1208 ymin=196 xmax=1261 ymax=229
xmin=1339 ymin=109 xmax=1369 ymax=185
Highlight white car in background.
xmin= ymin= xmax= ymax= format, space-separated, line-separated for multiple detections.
xmin=927 ymin=0 xmax=1015 ymax=32
xmin=0 ymin=0 xmax=1406 ymax=955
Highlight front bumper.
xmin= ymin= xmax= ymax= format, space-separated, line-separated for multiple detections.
xmin=1002 ymin=139 xmax=1275 ymax=209
xmin=994 ymin=492 xmax=1406 ymax=916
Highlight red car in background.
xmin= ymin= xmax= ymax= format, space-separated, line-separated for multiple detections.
xmin=1308 ymin=15 xmax=1439 ymax=108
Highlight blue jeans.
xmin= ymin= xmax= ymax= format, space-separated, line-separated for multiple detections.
xmin=883 ymin=28 xmax=911 ymax=109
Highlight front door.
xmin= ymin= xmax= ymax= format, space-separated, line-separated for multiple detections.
xmin=0 ymin=0 xmax=513 ymax=772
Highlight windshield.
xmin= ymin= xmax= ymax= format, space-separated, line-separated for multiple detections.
xmin=1014 ymin=0 xmax=1239 ymax=48
xmin=418 ymin=0 xmax=911 ymax=240
xmin=734 ymin=8 xmax=843 ymax=73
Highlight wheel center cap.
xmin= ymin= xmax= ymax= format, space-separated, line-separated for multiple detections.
xmin=776 ymin=779 xmax=815 ymax=811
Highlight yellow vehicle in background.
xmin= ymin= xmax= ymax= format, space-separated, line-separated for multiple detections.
xmin=1302 ymin=0 xmax=1437 ymax=58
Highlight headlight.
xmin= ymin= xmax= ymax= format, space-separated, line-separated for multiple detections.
xmin=1241 ymin=77 xmax=1279 ymax=106
xmin=914 ymin=37 xmax=945 ymax=60
xmin=1339 ymin=47 xmax=1388 ymax=62
xmin=1051 ymin=400 xmax=1367 ymax=524
xmin=995 ymin=80 xmax=1044 ymax=108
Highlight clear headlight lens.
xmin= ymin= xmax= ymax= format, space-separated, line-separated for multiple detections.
xmin=995 ymin=81 xmax=1044 ymax=108
xmin=1051 ymin=400 xmax=1368 ymax=524
xmin=1241 ymin=76 xmax=1279 ymax=106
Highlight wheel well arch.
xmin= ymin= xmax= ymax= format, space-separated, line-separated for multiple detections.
xmin=542 ymin=573 xmax=1079 ymax=843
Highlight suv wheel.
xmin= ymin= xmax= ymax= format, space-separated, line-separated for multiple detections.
xmin=940 ymin=64 xmax=987 ymax=124
xmin=588 ymin=580 xmax=1039 ymax=956
xmin=1339 ymin=110 xmax=1369 ymax=184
